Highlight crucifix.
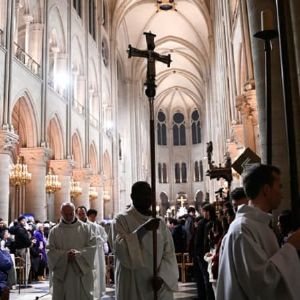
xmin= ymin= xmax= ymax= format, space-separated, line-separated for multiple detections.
xmin=177 ymin=195 xmax=187 ymax=207
xmin=127 ymin=32 xmax=171 ymax=300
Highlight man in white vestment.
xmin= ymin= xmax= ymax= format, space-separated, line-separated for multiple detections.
xmin=47 ymin=202 xmax=96 ymax=300
xmin=76 ymin=206 xmax=108 ymax=299
xmin=111 ymin=181 xmax=178 ymax=300
xmin=217 ymin=164 xmax=300 ymax=300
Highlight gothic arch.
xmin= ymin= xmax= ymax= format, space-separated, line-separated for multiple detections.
xmin=71 ymin=131 xmax=84 ymax=168
xmin=11 ymin=91 xmax=38 ymax=148
xmin=89 ymin=142 xmax=98 ymax=174
xmin=47 ymin=114 xmax=64 ymax=160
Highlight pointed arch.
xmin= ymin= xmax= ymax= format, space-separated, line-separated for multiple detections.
xmin=89 ymin=142 xmax=98 ymax=174
xmin=71 ymin=131 xmax=84 ymax=168
xmin=47 ymin=114 xmax=64 ymax=160
xmin=11 ymin=91 xmax=38 ymax=148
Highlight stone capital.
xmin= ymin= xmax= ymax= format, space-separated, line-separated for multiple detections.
xmin=20 ymin=147 xmax=52 ymax=165
xmin=73 ymin=168 xmax=93 ymax=182
xmin=236 ymin=90 xmax=257 ymax=124
xmin=50 ymin=159 xmax=74 ymax=176
xmin=0 ymin=128 xmax=19 ymax=154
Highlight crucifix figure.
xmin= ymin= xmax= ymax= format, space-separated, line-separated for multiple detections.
xmin=127 ymin=32 xmax=171 ymax=300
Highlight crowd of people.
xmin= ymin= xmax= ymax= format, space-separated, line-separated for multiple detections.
xmin=1 ymin=164 xmax=300 ymax=300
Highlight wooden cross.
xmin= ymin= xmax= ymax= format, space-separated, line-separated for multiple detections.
xmin=127 ymin=32 xmax=171 ymax=300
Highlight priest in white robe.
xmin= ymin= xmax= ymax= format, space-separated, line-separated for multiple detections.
xmin=216 ymin=164 xmax=300 ymax=300
xmin=110 ymin=181 xmax=178 ymax=300
xmin=47 ymin=202 xmax=96 ymax=300
xmin=87 ymin=208 xmax=108 ymax=299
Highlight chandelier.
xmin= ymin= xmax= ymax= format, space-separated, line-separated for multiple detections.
xmin=157 ymin=0 xmax=176 ymax=11
xmin=45 ymin=168 xmax=61 ymax=194
xmin=70 ymin=178 xmax=82 ymax=198
xmin=89 ymin=187 xmax=98 ymax=200
xmin=9 ymin=156 xmax=32 ymax=186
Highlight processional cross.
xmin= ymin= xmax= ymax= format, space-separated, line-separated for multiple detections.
xmin=127 ymin=32 xmax=171 ymax=300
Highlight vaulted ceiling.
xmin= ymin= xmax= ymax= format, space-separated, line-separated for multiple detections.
xmin=112 ymin=0 xmax=212 ymax=116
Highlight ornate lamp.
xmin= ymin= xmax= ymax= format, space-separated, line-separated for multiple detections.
xmin=157 ymin=0 xmax=176 ymax=11
xmin=103 ymin=190 xmax=110 ymax=201
xmin=45 ymin=168 xmax=61 ymax=194
xmin=9 ymin=156 xmax=32 ymax=186
xmin=70 ymin=178 xmax=82 ymax=199
xmin=89 ymin=186 xmax=98 ymax=200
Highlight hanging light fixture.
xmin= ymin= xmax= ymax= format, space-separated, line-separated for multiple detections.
xmin=9 ymin=156 xmax=32 ymax=186
xmin=45 ymin=168 xmax=61 ymax=194
xmin=89 ymin=186 xmax=98 ymax=200
xmin=157 ymin=0 xmax=176 ymax=11
xmin=70 ymin=178 xmax=82 ymax=199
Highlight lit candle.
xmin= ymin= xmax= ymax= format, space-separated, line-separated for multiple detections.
xmin=261 ymin=9 xmax=274 ymax=31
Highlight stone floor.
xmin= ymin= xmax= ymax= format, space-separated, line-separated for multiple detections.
xmin=9 ymin=281 xmax=197 ymax=300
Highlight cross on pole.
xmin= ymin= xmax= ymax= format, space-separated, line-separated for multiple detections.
xmin=127 ymin=32 xmax=171 ymax=300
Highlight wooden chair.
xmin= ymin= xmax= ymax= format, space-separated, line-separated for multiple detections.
xmin=175 ymin=253 xmax=185 ymax=282
xmin=182 ymin=252 xmax=193 ymax=283
xmin=14 ymin=256 xmax=26 ymax=293
xmin=105 ymin=254 xmax=115 ymax=286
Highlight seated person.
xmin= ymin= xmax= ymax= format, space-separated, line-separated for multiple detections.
xmin=0 ymin=248 xmax=13 ymax=300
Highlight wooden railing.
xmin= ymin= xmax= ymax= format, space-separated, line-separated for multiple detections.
xmin=14 ymin=42 xmax=41 ymax=77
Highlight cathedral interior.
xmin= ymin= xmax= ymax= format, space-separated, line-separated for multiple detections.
xmin=0 ymin=0 xmax=299 ymax=224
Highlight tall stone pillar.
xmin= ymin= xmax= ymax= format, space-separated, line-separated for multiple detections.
xmin=20 ymin=147 xmax=52 ymax=221
xmin=50 ymin=159 xmax=73 ymax=222
xmin=0 ymin=129 xmax=18 ymax=221
xmin=73 ymin=168 xmax=92 ymax=209
xmin=29 ymin=22 xmax=43 ymax=65
xmin=246 ymin=0 xmax=291 ymax=209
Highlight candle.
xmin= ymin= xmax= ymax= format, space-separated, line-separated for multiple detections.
xmin=261 ymin=9 xmax=274 ymax=31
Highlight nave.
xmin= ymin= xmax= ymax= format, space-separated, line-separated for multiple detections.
xmin=9 ymin=281 xmax=198 ymax=300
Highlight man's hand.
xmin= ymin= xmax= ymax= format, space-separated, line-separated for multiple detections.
xmin=67 ymin=249 xmax=77 ymax=262
xmin=143 ymin=218 xmax=160 ymax=231
xmin=287 ymin=228 xmax=300 ymax=250
xmin=152 ymin=276 xmax=164 ymax=292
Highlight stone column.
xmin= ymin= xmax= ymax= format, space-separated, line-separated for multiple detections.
xmin=29 ymin=22 xmax=43 ymax=65
xmin=23 ymin=14 xmax=33 ymax=63
xmin=72 ymin=168 xmax=92 ymax=209
xmin=90 ymin=174 xmax=103 ymax=221
xmin=0 ymin=129 xmax=18 ymax=221
xmin=20 ymin=147 xmax=52 ymax=221
xmin=246 ymin=0 xmax=291 ymax=209
xmin=49 ymin=159 xmax=73 ymax=222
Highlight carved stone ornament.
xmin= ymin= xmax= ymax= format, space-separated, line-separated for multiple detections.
xmin=0 ymin=128 xmax=19 ymax=153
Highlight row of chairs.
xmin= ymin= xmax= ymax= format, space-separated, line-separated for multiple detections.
xmin=176 ymin=253 xmax=194 ymax=283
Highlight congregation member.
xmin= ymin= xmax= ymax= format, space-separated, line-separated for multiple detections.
xmin=230 ymin=187 xmax=248 ymax=212
xmin=217 ymin=164 xmax=300 ymax=300
xmin=47 ymin=202 xmax=96 ymax=300
xmin=0 ymin=247 xmax=13 ymax=300
xmin=111 ymin=181 xmax=178 ymax=300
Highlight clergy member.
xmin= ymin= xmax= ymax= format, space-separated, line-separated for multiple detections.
xmin=47 ymin=202 xmax=96 ymax=300
xmin=111 ymin=181 xmax=178 ymax=300
xmin=217 ymin=164 xmax=300 ymax=300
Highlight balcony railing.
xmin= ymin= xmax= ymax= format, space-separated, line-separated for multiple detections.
xmin=14 ymin=42 xmax=41 ymax=77
xmin=73 ymin=100 xmax=85 ymax=115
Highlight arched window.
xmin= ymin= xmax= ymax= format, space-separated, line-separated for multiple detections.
xmin=158 ymin=163 xmax=162 ymax=183
xmin=162 ymin=163 xmax=167 ymax=183
xmin=73 ymin=0 xmax=82 ymax=18
xmin=200 ymin=160 xmax=204 ymax=181
xmin=157 ymin=111 xmax=167 ymax=145
xmin=173 ymin=112 xmax=186 ymax=146
xmin=191 ymin=110 xmax=201 ymax=144
xmin=194 ymin=161 xmax=199 ymax=182
xmin=89 ymin=0 xmax=96 ymax=40
xmin=175 ymin=163 xmax=180 ymax=183
xmin=182 ymin=163 xmax=187 ymax=183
